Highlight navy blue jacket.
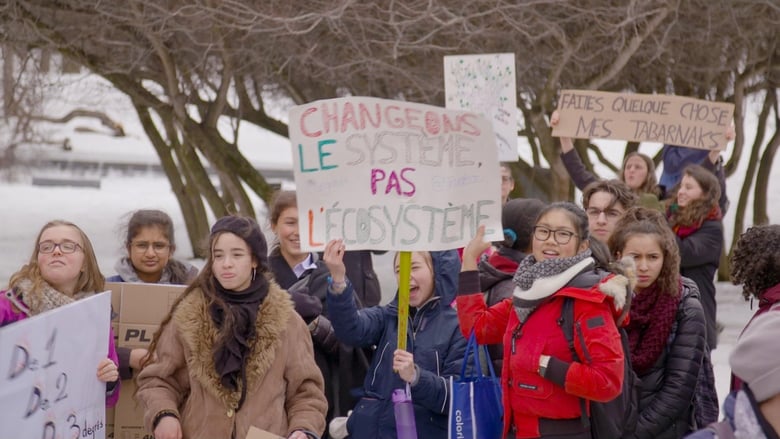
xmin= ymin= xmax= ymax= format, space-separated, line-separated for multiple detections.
xmin=327 ymin=250 xmax=466 ymax=439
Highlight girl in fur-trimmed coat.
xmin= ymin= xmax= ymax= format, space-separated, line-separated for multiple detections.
xmin=136 ymin=216 xmax=327 ymax=439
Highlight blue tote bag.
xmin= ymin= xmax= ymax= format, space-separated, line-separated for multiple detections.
xmin=448 ymin=331 xmax=503 ymax=439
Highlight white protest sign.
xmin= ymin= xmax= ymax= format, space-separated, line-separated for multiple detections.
xmin=552 ymin=90 xmax=734 ymax=150
xmin=0 ymin=292 xmax=111 ymax=439
xmin=289 ymin=97 xmax=503 ymax=252
xmin=444 ymin=53 xmax=518 ymax=161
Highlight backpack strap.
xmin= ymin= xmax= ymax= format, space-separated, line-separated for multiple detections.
xmin=706 ymin=420 xmax=735 ymax=439
xmin=558 ymin=297 xmax=590 ymax=430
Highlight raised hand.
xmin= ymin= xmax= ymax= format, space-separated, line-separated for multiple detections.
xmin=322 ymin=239 xmax=347 ymax=283
xmin=462 ymin=225 xmax=491 ymax=271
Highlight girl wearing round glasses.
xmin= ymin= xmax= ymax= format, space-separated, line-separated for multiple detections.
xmin=108 ymin=209 xmax=198 ymax=285
xmin=0 ymin=220 xmax=120 ymax=407
xmin=107 ymin=209 xmax=199 ymax=382
xmin=458 ymin=202 xmax=634 ymax=439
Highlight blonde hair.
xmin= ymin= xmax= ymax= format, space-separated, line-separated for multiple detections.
xmin=9 ymin=220 xmax=105 ymax=295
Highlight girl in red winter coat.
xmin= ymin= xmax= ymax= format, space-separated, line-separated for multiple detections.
xmin=458 ymin=202 xmax=632 ymax=439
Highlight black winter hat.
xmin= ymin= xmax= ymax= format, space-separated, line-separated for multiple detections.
xmin=210 ymin=215 xmax=269 ymax=269
xmin=502 ymin=198 xmax=546 ymax=251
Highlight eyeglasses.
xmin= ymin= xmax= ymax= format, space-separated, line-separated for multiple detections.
xmin=586 ymin=207 xmax=624 ymax=221
xmin=38 ymin=240 xmax=82 ymax=254
xmin=131 ymin=241 xmax=170 ymax=253
xmin=533 ymin=226 xmax=578 ymax=245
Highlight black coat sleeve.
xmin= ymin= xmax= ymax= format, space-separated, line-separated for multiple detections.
xmin=632 ymin=295 xmax=707 ymax=439
xmin=561 ymin=148 xmax=598 ymax=191
xmin=677 ymin=220 xmax=723 ymax=269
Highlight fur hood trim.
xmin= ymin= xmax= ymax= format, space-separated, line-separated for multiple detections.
xmin=172 ymin=278 xmax=294 ymax=409
xmin=598 ymin=257 xmax=637 ymax=324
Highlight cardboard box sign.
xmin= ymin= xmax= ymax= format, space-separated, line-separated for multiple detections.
xmin=106 ymin=407 xmax=115 ymax=439
xmin=107 ymin=282 xmax=186 ymax=439
xmin=117 ymin=283 xmax=187 ymax=325
xmin=246 ymin=426 xmax=285 ymax=439
xmin=114 ymin=380 xmax=153 ymax=439
xmin=118 ymin=323 xmax=160 ymax=349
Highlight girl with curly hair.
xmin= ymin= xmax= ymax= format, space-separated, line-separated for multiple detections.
xmin=666 ymin=164 xmax=723 ymax=351
xmin=728 ymin=224 xmax=780 ymax=392
xmin=610 ymin=207 xmax=714 ymax=437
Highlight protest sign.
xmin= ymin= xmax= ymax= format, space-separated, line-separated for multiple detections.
xmin=0 ymin=292 xmax=111 ymax=439
xmin=444 ymin=53 xmax=518 ymax=161
xmin=552 ymin=90 xmax=734 ymax=150
xmin=289 ymin=97 xmax=503 ymax=252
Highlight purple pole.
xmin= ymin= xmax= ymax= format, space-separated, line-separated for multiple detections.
xmin=392 ymin=385 xmax=418 ymax=439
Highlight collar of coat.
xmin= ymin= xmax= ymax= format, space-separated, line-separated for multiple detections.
xmin=172 ymin=279 xmax=294 ymax=410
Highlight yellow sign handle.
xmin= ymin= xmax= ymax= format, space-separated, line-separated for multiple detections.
xmin=397 ymin=251 xmax=411 ymax=351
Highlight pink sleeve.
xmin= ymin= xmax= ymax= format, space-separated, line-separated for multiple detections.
xmin=0 ymin=293 xmax=26 ymax=327
xmin=105 ymin=325 xmax=121 ymax=408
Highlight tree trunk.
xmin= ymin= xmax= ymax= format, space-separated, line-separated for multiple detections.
xmin=730 ymin=92 xmax=775 ymax=251
xmin=3 ymin=46 xmax=15 ymax=114
xmin=135 ymin=104 xmax=210 ymax=258
xmin=753 ymin=125 xmax=780 ymax=225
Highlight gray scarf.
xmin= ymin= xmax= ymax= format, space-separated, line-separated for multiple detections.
xmin=114 ymin=257 xmax=172 ymax=283
xmin=511 ymin=250 xmax=594 ymax=323
xmin=11 ymin=278 xmax=93 ymax=316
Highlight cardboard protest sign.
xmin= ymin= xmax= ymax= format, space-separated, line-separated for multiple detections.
xmin=444 ymin=53 xmax=518 ymax=161
xmin=552 ymin=90 xmax=734 ymax=150
xmin=105 ymin=281 xmax=186 ymax=439
xmin=289 ymin=97 xmax=503 ymax=252
xmin=0 ymin=292 xmax=111 ymax=439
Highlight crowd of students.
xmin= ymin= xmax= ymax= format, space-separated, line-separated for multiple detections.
xmin=0 ymin=139 xmax=778 ymax=438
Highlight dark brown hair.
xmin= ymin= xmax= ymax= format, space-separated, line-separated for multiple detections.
xmin=122 ymin=209 xmax=193 ymax=284
xmin=622 ymin=152 xmax=660 ymax=196
xmin=534 ymin=202 xmax=613 ymax=269
xmin=582 ymin=179 xmax=639 ymax=211
xmin=608 ymin=207 xmax=680 ymax=295
xmin=142 ymin=215 xmax=269 ymax=370
xmin=667 ymin=164 xmax=721 ymax=228
xmin=730 ymin=224 xmax=780 ymax=300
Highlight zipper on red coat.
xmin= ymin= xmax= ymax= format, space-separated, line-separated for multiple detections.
xmin=511 ymin=323 xmax=523 ymax=355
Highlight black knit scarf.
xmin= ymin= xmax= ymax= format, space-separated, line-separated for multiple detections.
xmin=209 ymin=273 xmax=269 ymax=410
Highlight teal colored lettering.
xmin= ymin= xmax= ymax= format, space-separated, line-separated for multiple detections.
xmin=298 ymin=143 xmax=318 ymax=173
xmin=318 ymin=139 xmax=337 ymax=170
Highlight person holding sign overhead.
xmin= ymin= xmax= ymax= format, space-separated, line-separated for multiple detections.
xmin=551 ymin=110 xmax=664 ymax=211
xmin=323 ymin=239 xmax=466 ymax=439
xmin=136 ymin=215 xmax=327 ymax=439
xmin=0 ymin=219 xmax=120 ymax=407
